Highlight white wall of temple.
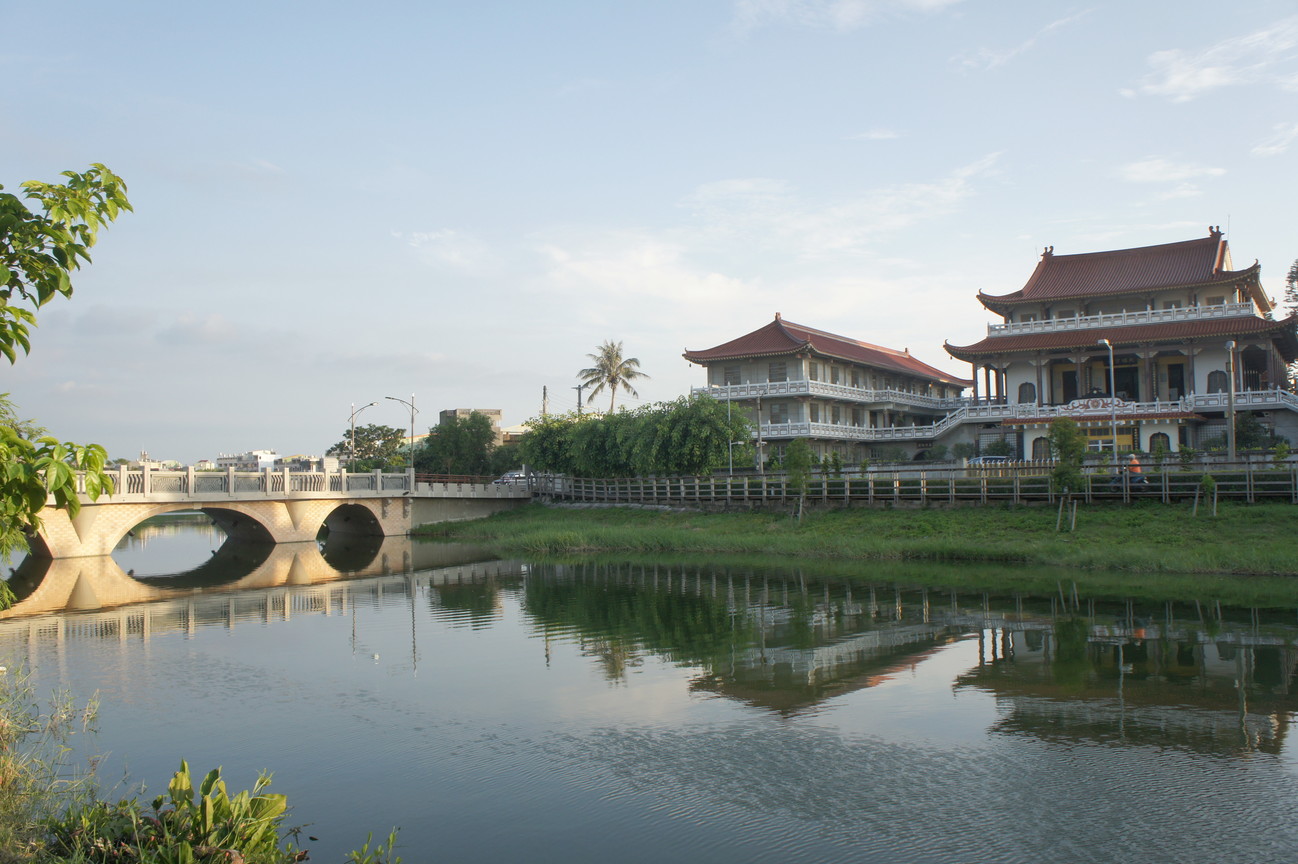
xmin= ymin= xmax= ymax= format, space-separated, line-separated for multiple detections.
xmin=703 ymin=357 xmax=959 ymax=397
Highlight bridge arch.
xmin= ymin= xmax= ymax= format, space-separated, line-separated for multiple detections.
xmin=33 ymin=498 xmax=404 ymax=560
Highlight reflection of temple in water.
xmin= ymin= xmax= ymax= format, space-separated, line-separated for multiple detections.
xmin=520 ymin=563 xmax=1298 ymax=751
xmin=956 ymin=623 xmax=1298 ymax=755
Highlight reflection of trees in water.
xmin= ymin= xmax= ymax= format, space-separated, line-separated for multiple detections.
xmin=1051 ymin=617 xmax=1090 ymax=689
xmin=523 ymin=564 xmax=756 ymax=680
xmin=431 ymin=580 xmax=501 ymax=628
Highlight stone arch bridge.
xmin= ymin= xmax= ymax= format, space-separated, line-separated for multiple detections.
xmin=33 ymin=467 xmax=530 ymax=559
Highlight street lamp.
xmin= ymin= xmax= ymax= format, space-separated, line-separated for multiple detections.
xmin=1097 ymin=339 xmax=1118 ymax=468
xmin=349 ymin=401 xmax=377 ymax=470
xmin=1225 ymin=340 xmax=1237 ymax=461
xmin=386 ymin=394 xmax=419 ymax=472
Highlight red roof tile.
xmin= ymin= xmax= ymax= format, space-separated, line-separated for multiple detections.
xmin=685 ymin=314 xmax=971 ymax=386
xmin=978 ymin=230 xmax=1267 ymax=311
xmin=945 ymin=314 xmax=1298 ymax=361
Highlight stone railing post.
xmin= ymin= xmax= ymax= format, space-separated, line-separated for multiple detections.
xmin=141 ymin=464 xmax=152 ymax=496
xmin=373 ymin=469 xmax=383 ymax=493
xmin=186 ymin=466 xmax=195 ymax=496
xmin=226 ymin=466 xmax=236 ymax=497
xmin=263 ymin=467 xmax=273 ymax=496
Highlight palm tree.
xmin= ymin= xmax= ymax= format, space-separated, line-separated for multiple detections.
xmin=578 ymin=340 xmax=649 ymax=413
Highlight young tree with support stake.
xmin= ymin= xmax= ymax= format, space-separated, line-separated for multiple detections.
xmin=0 ymin=165 xmax=130 ymax=566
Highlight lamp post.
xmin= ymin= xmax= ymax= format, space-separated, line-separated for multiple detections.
xmin=1097 ymin=339 xmax=1118 ymax=468
xmin=1225 ymin=340 xmax=1237 ymax=461
xmin=349 ymin=401 xmax=377 ymax=470
xmin=386 ymin=394 xmax=419 ymax=472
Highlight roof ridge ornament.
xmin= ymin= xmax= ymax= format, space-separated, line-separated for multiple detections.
xmin=1042 ymin=245 xmax=1054 ymax=258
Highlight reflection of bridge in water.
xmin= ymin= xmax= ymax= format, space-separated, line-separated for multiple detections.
xmin=1 ymin=536 xmax=520 ymax=623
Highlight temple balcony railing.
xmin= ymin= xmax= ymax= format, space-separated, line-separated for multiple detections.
xmin=693 ymin=382 xmax=968 ymax=412
xmin=987 ymin=301 xmax=1259 ymax=337
xmin=750 ymin=390 xmax=1298 ymax=443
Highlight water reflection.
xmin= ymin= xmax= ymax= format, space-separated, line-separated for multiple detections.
xmin=519 ymin=562 xmax=1298 ymax=752
xmin=2 ymin=535 xmax=500 ymax=618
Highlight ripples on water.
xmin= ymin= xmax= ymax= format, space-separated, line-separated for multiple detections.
xmin=3 ymin=518 xmax=1298 ymax=863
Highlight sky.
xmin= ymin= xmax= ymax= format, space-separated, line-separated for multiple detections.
xmin=4 ymin=0 xmax=1297 ymax=464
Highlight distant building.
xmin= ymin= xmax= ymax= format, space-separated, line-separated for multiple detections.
xmin=274 ymin=454 xmax=340 ymax=472
xmin=439 ymin=409 xmax=504 ymax=445
xmin=215 ymin=450 xmax=280 ymax=471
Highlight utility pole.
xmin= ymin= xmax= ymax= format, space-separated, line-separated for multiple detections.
xmin=573 ymin=383 xmax=584 ymax=416
xmin=542 ymin=385 xmax=549 ymax=418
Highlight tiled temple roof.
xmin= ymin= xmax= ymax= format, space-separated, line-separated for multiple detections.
xmin=685 ymin=314 xmax=971 ymax=386
xmin=977 ymin=228 xmax=1269 ymax=314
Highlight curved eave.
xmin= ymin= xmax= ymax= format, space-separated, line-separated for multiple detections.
xmin=976 ymin=264 xmax=1263 ymax=313
xmin=944 ymin=312 xmax=1298 ymax=363
xmin=683 ymin=345 xmax=809 ymax=364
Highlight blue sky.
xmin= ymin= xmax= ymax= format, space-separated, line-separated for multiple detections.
xmin=4 ymin=0 xmax=1296 ymax=463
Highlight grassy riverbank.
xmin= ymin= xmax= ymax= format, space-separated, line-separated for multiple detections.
xmin=420 ymin=500 xmax=1298 ymax=579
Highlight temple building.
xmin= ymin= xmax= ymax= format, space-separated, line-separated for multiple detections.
xmin=683 ymin=314 xmax=970 ymax=465
xmin=944 ymin=227 xmax=1298 ymax=457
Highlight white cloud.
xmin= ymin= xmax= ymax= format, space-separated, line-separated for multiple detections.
xmin=393 ymin=229 xmax=492 ymax=273
xmin=847 ymin=128 xmax=902 ymax=140
xmin=156 ymin=313 xmax=237 ymax=346
xmin=1120 ymin=157 xmax=1225 ymax=184
xmin=1126 ymin=15 xmax=1298 ymax=101
xmin=954 ymin=10 xmax=1093 ymax=72
xmin=1252 ymin=121 xmax=1298 ymax=156
xmin=730 ymin=0 xmax=961 ymax=34
xmin=680 ymin=153 xmax=1000 ymax=258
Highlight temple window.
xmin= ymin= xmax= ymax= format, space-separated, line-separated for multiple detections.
xmin=769 ymin=402 xmax=789 ymax=424
xmin=1018 ymin=382 xmax=1036 ymax=404
xmin=768 ymin=361 xmax=787 ymax=382
xmin=722 ymin=365 xmax=741 ymax=385
xmin=1207 ymin=370 xmax=1228 ymax=393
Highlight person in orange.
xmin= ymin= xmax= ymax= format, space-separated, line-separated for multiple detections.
xmin=1127 ymin=453 xmax=1146 ymax=485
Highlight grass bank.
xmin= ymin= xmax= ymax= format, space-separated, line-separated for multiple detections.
xmin=419 ymin=500 xmax=1298 ymax=578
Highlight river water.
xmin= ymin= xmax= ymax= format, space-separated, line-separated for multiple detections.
xmin=4 ymin=516 xmax=1298 ymax=863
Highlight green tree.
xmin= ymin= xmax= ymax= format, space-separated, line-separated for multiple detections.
xmin=416 ymin=412 xmax=496 ymax=476
xmin=0 ymin=165 xmax=130 ymax=564
xmin=517 ymin=396 xmax=751 ymax=478
xmin=784 ymin=438 xmax=812 ymax=498
xmin=1047 ymin=418 xmax=1086 ymax=494
xmin=326 ymin=423 xmax=407 ymax=471
xmin=578 ymin=340 xmax=649 ymax=413
xmin=984 ymin=439 xmax=1014 ymax=458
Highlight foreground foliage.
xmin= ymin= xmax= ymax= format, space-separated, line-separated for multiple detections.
xmin=0 ymin=165 xmax=130 ymax=563
xmin=0 ymin=670 xmax=401 ymax=863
